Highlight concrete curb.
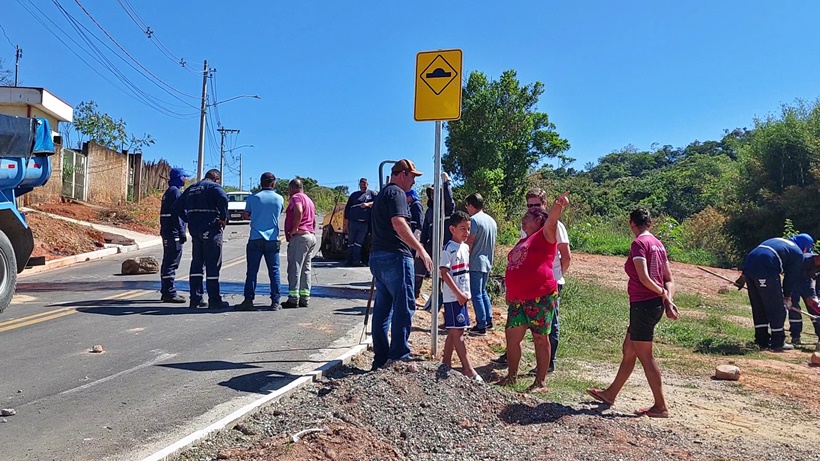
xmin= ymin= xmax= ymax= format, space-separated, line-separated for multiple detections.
xmin=19 ymin=238 xmax=163 ymax=278
xmin=141 ymin=341 xmax=371 ymax=461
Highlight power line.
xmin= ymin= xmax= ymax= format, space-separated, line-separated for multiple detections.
xmin=72 ymin=0 xmax=200 ymax=100
xmin=51 ymin=0 xmax=197 ymax=113
xmin=0 ymin=23 xmax=15 ymax=49
xmin=17 ymin=0 xmax=197 ymax=119
xmin=48 ymin=1 xmax=197 ymax=118
xmin=115 ymin=0 xmax=201 ymax=74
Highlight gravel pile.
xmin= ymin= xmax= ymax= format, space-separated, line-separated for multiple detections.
xmin=173 ymin=353 xmax=817 ymax=461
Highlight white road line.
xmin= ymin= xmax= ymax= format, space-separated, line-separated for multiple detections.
xmin=27 ymin=352 xmax=177 ymax=406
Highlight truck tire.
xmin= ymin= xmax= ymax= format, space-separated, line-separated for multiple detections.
xmin=0 ymin=231 xmax=18 ymax=313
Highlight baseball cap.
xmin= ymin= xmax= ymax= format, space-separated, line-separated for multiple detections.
xmin=790 ymin=233 xmax=814 ymax=252
xmin=406 ymin=189 xmax=420 ymax=201
xmin=260 ymin=172 xmax=276 ymax=186
xmin=391 ymin=159 xmax=423 ymax=177
xmin=170 ymin=167 xmax=192 ymax=181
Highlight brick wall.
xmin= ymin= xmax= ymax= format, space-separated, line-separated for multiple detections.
xmin=85 ymin=141 xmax=128 ymax=205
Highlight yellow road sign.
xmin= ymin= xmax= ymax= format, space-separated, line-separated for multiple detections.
xmin=414 ymin=49 xmax=462 ymax=121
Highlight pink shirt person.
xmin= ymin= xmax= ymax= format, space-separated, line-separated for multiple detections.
xmin=285 ymin=192 xmax=315 ymax=241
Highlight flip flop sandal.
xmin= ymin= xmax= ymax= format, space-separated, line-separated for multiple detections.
xmin=585 ymin=388 xmax=614 ymax=406
xmin=635 ymin=407 xmax=670 ymax=418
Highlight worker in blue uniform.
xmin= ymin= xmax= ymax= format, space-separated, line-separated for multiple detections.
xmin=344 ymin=178 xmax=375 ymax=266
xmin=173 ymin=169 xmax=230 ymax=309
xmin=789 ymin=252 xmax=820 ymax=350
xmin=159 ymin=167 xmax=192 ymax=303
xmin=741 ymin=233 xmax=814 ymax=351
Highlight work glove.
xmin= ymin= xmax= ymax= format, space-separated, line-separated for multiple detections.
xmin=179 ymin=233 xmax=187 ymax=244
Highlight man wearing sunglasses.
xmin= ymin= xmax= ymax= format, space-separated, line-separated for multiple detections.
xmin=494 ymin=188 xmax=572 ymax=372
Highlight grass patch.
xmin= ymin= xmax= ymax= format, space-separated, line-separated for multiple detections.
xmin=558 ymin=278 xmax=758 ymax=360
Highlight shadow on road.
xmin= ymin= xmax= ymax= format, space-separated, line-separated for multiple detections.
xmin=333 ymin=306 xmax=366 ymax=316
xmin=19 ymin=281 xmax=371 ymax=302
xmin=158 ymin=360 xmax=302 ymax=394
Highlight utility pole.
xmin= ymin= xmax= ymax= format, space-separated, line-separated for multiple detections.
xmin=196 ymin=60 xmax=209 ymax=181
xmin=14 ymin=46 xmax=22 ymax=87
xmin=217 ymin=127 xmax=239 ymax=185
xmin=238 ymin=153 xmax=243 ymax=191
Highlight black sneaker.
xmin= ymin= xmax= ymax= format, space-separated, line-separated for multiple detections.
xmin=234 ymin=299 xmax=256 ymax=311
xmin=281 ymin=298 xmax=300 ymax=309
xmin=270 ymin=301 xmax=282 ymax=311
xmin=491 ymin=352 xmax=508 ymax=364
xmin=298 ymin=297 xmax=309 ymax=307
xmin=161 ymin=295 xmax=186 ymax=304
xmin=487 ymin=322 xmax=494 ymax=330
xmin=468 ymin=326 xmax=487 ymax=336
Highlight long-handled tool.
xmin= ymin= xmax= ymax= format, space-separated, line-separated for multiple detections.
xmin=359 ymin=277 xmax=376 ymax=344
xmin=697 ymin=266 xmax=820 ymax=321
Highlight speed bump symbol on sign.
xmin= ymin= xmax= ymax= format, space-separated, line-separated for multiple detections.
xmin=414 ymin=49 xmax=463 ymax=121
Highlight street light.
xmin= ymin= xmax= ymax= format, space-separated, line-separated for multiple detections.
xmin=196 ymin=94 xmax=261 ymax=181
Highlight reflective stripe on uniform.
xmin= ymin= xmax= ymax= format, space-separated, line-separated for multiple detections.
xmin=206 ymin=276 xmax=219 ymax=280
xmin=770 ymin=328 xmax=784 ymax=332
xmin=789 ymin=319 xmax=803 ymax=323
xmin=190 ymin=273 xmax=203 ymax=278
xmin=754 ymin=324 xmax=769 ymax=328
xmin=159 ymin=214 xmax=173 ymax=217
xmin=758 ymin=245 xmax=784 ymax=273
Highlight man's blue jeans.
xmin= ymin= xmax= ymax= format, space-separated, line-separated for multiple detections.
xmin=369 ymin=250 xmax=415 ymax=369
xmin=243 ymin=238 xmax=281 ymax=301
xmin=470 ymin=271 xmax=492 ymax=328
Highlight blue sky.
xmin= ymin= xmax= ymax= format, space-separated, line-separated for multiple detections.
xmin=3 ymin=1 xmax=819 ymax=190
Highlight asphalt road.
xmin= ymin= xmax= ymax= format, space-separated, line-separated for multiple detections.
xmin=0 ymin=224 xmax=374 ymax=461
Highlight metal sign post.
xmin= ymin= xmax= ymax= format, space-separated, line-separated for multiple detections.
xmin=415 ymin=49 xmax=462 ymax=357
xmin=431 ymin=121 xmax=443 ymax=355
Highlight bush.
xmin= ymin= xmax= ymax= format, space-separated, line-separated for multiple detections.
xmin=680 ymin=206 xmax=738 ymax=267
xmin=571 ymin=215 xmax=632 ymax=256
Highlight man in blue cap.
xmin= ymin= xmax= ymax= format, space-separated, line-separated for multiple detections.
xmin=173 ymin=169 xmax=230 ymax=309
xmin=159 ymin=167 xmax=192 ymax=303
xmin=741 ymin=233 xmax=815 ymax=351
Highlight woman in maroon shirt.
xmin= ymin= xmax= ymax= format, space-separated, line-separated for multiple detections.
xmin=586 ymin=207 xmax=679 ymax=417
xmin=498 ymin=191 xmax=569 ymax=393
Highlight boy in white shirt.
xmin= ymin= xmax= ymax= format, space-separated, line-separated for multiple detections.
xmin=440 ymin=210 xmax=482 ymax=382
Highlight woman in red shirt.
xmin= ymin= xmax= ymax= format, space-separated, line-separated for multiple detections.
xmin=498 ymin=191 xmax=569 ymax=392
xmin=586 ymin=207 xmax=679 ymax=418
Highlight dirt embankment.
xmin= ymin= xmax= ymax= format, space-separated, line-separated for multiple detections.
xmin=34 ymin=194 xmax=162 ymax=235
xmin=24 ymin=195 xmax=162 ymax=261
xmin=27 ymin=212 xmax=105 ymax=261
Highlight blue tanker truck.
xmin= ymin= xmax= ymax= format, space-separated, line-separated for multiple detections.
xmin=0 ymin=113 xmax=55 ymax=312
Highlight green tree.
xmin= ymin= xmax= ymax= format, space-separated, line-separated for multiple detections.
xmin=726 ymin=100 xmax=820 ymax=253
xmin=444 ymin=70 xmax=570 ymax=217
xmin=61 ymin=100 xmax=154 ymax=152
